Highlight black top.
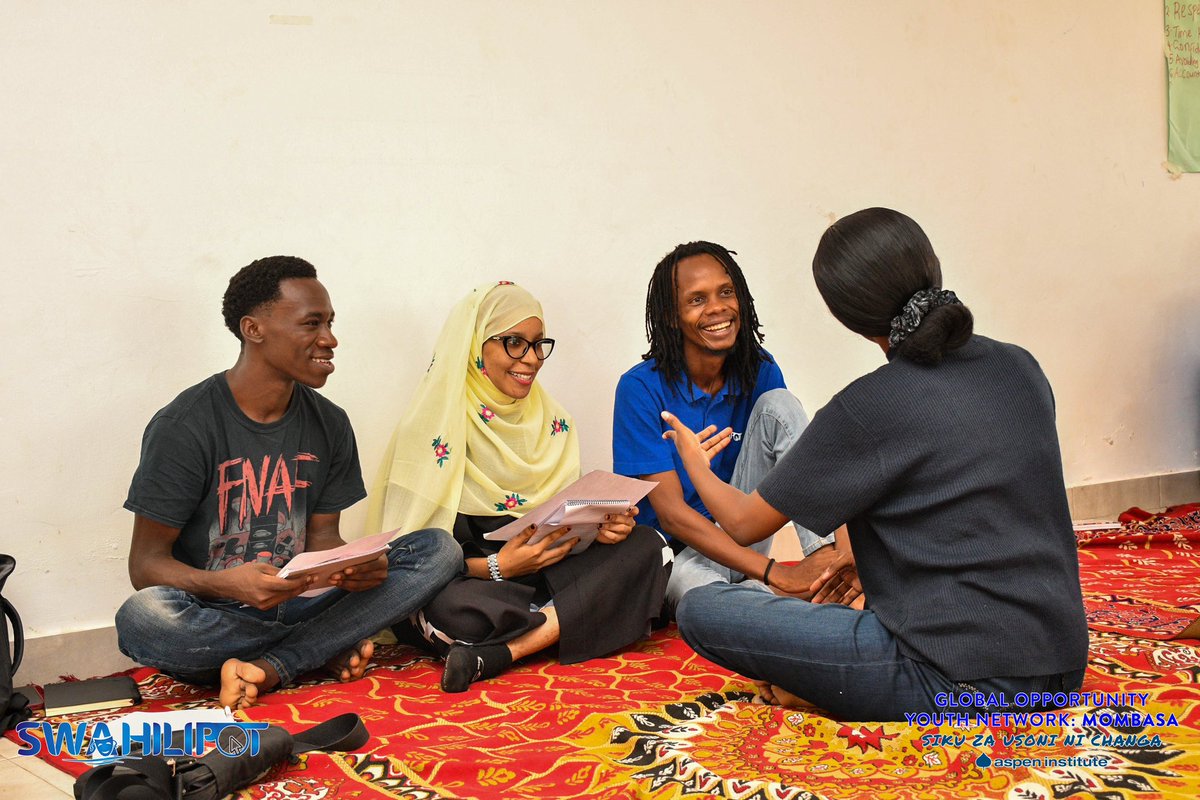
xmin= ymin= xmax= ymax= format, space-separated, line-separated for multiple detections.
xmin=759 ymin=336 xmax=1088 ymax=681
xmin=125 ymin=373 xmax=365 ymax=572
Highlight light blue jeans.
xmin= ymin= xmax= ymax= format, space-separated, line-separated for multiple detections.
xmin=678 ymin=583 xmax=1085 ymax=721
xmin=115 ymin=528 xmax=461 ymax=687
xmin=665 ymin=389 xmax=833 ymax=610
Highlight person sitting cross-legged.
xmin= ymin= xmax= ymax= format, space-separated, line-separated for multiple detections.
xmin=116 ymin=256 xmax=461 ymax=709
xmin=667 ymin=210 xmax=1088 ymax=721
xmin=369 ymin=281 xmax=671 ymax=693
xmin=613 ymin=241 xmax=847 ymax=612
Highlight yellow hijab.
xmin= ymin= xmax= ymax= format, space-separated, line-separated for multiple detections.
xmin=367 ymin=282 xmax=580 ymax=535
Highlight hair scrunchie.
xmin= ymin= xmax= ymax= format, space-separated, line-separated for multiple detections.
xmin=888 ymin=288 xmax=962 ymax=348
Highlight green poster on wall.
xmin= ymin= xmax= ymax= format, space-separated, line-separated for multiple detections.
xmin=1167 ymin=3 xmax=1200 ymax=171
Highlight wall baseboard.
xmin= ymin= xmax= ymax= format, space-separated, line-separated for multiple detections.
xmin=14 ymin=626 xmax=138 ymax=687
xmin=1067 ymin=469 xmax=1200 ymax=520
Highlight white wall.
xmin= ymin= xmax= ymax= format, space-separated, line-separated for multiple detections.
xmin=2 ymin=1 xmax=1197 ymax=638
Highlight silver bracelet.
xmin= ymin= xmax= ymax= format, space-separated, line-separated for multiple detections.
xmin=487 ymin=553 xmax=504 ymax=581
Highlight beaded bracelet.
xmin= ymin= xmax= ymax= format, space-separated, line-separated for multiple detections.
xmin=487 ymin=553 xmax=504 ymax=581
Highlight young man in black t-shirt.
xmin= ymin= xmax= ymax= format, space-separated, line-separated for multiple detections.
xmin=116 ymin=256 xmax=460 ymax=709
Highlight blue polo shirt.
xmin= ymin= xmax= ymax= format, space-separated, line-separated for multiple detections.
xmin=612 ymin=355 xmax=786 ymax=538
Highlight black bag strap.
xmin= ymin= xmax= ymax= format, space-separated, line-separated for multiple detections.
xmin=74 ymin=713 xmax=369 ymax=800
xmin=1 ymin=554 xmax=23 ymax=675
xmin=3 ymin=597 xmax=23 ymax=677
xmin=291 ymin=712 xmax=369 ymax=754
xmin=182 ymin=715 xmax=367 ymax=799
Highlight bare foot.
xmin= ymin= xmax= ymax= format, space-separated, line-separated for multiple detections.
xmin=752 ymin=679 xmax=779 ymax=705
xmin=751 ymin=679 xmax=819 ymax=710
xmin=768 ymin=684 xmax=818 ymax=710
xmin=219 ymin=659 xmax=277 ymax=710
xmin=325 ymin=639 xmax=374 ymax=682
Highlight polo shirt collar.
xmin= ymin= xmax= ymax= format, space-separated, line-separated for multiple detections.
xmin=678 ymin=375 xmax=734 ymax=405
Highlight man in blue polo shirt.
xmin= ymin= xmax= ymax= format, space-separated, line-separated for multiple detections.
xmin=613 ymin=241 xmax=836 ymax=610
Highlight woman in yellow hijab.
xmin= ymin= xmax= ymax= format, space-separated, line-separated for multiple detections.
xmin=369 ymin=281 xmax=670 ymax=692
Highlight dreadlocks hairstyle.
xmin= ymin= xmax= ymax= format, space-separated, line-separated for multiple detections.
xmin=222 ymin=255 xmax=318 ymax=341
xmin=643 ymin=241 xmax=769 ymax=397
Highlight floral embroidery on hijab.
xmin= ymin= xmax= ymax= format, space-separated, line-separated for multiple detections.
xmin=478 ymin=405 xmax=496 ymax=423
xmin=549 ymin=418 xmax=570 ymax=436
xmin=431 ymin=436 xmax=451 ymax=467
xmin=495 ymin=493 xmax=526 ymax=512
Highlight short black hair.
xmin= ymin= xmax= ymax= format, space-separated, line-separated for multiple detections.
xmin=812 ymin=208 xmax=972 ymax=365
xmin=221 ymin=256 xmax=318 ymax=340
xmin=643 ymin=241 xmax=769 ymax=396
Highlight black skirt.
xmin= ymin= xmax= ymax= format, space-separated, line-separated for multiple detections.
xmin=413 ymin=515 xmax=671 ymax=664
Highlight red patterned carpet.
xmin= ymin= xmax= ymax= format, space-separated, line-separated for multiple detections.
xmin=9 ymin=506 xmax=1200 ymax=799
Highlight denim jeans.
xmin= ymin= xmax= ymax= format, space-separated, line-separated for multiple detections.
xmin=116 ymin=528 xmax=461 ymax=687
xmin=677 ymin=583 xmax=1085 ymax=721
xmin=666 ymin=389 xmax=833 ymax=609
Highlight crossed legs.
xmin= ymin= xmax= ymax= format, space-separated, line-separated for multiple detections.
xmin=116 ymin=529 xmax=462 ymax=708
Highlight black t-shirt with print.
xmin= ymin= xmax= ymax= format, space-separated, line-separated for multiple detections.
xmin=125 ymin=373 xmax=366 ymax=572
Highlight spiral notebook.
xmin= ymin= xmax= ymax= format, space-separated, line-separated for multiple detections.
xmin=545 ymin=499 xmax=631 ymax=526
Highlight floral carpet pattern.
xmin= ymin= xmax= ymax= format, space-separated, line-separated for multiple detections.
xmin=9 ymin=506 xmax=1200 ymax=799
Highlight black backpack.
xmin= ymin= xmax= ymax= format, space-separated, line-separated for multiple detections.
xmin=2 ymin=553 xmax=31 ymax=731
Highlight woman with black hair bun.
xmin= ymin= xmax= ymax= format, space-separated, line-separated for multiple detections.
xmin=664 ymin=207 xmax=1088 ymax=721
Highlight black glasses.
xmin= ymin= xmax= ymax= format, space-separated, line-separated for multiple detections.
xmin=487 ymin=335 xmax=556 ymax=360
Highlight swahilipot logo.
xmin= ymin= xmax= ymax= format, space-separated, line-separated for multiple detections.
xmin=14 ymin=720 xmax=270 ymax=766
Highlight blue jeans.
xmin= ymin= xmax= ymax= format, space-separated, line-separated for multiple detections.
xmin=115 ymin=528 xmax=461 ymax=687
xmin=666 ymin=389 xmax=833 ymax=609
xmin=678 ymin=583 xmax=1085 ymax=721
